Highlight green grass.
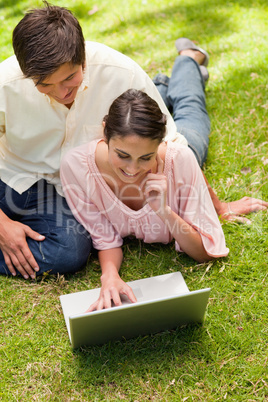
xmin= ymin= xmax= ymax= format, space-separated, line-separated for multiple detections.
xmin=0 ymin=0 xmax=268 ymax=400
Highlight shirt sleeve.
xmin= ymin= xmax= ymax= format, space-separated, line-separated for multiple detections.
xmin=0 ymin=109 xmax=6 ymax=138
xmin=60 ymin=148 xmax=123 ymax=250
xmin=172 ymin=146 xmax=229 ymax=257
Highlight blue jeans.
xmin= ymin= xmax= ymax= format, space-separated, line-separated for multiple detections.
xmin=153 ymin=56 xmax=210 ymax=167
xmin=0 ymin=179 xmax=92 ymax=276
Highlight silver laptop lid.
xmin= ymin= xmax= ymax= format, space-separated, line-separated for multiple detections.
xmin=60 ymin=272 xmax=210 ymax=348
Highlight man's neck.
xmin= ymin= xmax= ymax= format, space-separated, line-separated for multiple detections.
xmin=65 ymin=102 xmax=73 ymax=109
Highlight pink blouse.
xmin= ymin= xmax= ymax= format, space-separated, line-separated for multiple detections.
xmin=60 ymin=139 xmax=229 ymax=257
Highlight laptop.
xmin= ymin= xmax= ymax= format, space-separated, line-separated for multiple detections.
xmin=60 ymin=272 xmax=210 ymax=348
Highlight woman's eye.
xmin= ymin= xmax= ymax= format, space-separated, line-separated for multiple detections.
xmin=140 ymin=157 xmax=152 ymax=161
xmin=117 ymin=154 xmax=129 ymax=159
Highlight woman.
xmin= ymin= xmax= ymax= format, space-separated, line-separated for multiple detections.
xmin=60 ymin=89 xmax=229 ymax=311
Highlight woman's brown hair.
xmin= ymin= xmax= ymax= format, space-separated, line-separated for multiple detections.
xmin=103 ymin=89 xmax=167 ymax=143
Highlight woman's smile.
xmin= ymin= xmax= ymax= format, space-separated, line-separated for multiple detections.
xmin=120 ymin=169 xmax=140 ymax=178
xmin=108 ymin=134 xmax=160 ymax=184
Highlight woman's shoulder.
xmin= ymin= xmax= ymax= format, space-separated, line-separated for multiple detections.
xmin=164 ymin=141 xmax=203 ymax=185
xmin=158 ymin=141 xmax=192 ymax=174
xmin=164 ymin=141 xmax=195 ymax=167
xmin=64 ymin=139 xmax=98 ymax=162
xmin=61 ymin=140 xmax=99 ymax=178
xmin=95 ymin=139 xmax=108 ymax=171
xmin=158 ymin=141 xmax=167 ymax=161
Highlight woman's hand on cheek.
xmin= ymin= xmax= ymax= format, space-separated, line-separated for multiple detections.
xmin=144 ymin=154 xmax=168 ymax=215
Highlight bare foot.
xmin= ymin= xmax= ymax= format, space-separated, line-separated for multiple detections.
xmin=179 ymin=49 xmax=205 ymax=65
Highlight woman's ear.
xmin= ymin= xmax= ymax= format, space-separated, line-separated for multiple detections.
xmin=102 ymin=121 xmax=108 ymax=143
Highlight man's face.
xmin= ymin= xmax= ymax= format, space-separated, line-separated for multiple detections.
xmin=35 ymin=63 xmax=84 ymax=106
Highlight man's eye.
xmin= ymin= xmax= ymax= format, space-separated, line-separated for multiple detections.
xmin=65 ymin=74 xmax=75 ymax=81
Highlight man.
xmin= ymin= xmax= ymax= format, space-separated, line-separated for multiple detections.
xmin=0 ymin=3 xmax=266 ymax=279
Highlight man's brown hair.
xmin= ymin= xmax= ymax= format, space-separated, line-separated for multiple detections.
xmin=12 ymin=1 xmax=85 ymax=83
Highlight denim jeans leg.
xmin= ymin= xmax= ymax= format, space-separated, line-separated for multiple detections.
xmin=166 ymin=56 xmax=210 ymax=166
xmin=152 ymin=73 xmax=172 ymax=111
xmin=0 ymin=180 xmax=92 ymax=276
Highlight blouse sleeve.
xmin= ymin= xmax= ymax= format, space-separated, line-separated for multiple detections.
xmin=171 ymin=146 xmax=229 ymax=257
xmin=60 ymin=147 xmax=123 ymax=250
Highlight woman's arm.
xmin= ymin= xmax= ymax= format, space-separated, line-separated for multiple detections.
xmin=144 ymin=154 xmax=214 ymax=263
xmin=61 ymin=151 xmax=137 ymax=311
xmin=86 ymin=247 xmax=137 ymax=312
xmin=156 ymin=207 xmax=212 ymax=262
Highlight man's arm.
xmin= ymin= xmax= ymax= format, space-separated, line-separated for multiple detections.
xmin=202 ymin=173 xmax=268 ymax=223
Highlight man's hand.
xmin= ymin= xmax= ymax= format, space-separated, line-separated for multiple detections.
xmin=217 ymin=197 xmax=268 ymax=224
xmin=0 ymin=213 xmax=45 ymax=278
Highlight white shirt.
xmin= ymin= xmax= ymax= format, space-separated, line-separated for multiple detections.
xmin=0 ymin=41 xmax=187 ymax=195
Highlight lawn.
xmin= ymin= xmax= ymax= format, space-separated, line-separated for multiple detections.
xmin=0 ymin=0 xmax=267 ymax=401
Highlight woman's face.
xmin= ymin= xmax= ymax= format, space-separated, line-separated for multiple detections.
xmin=108 ymin=134 xmax=160 ymax=184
